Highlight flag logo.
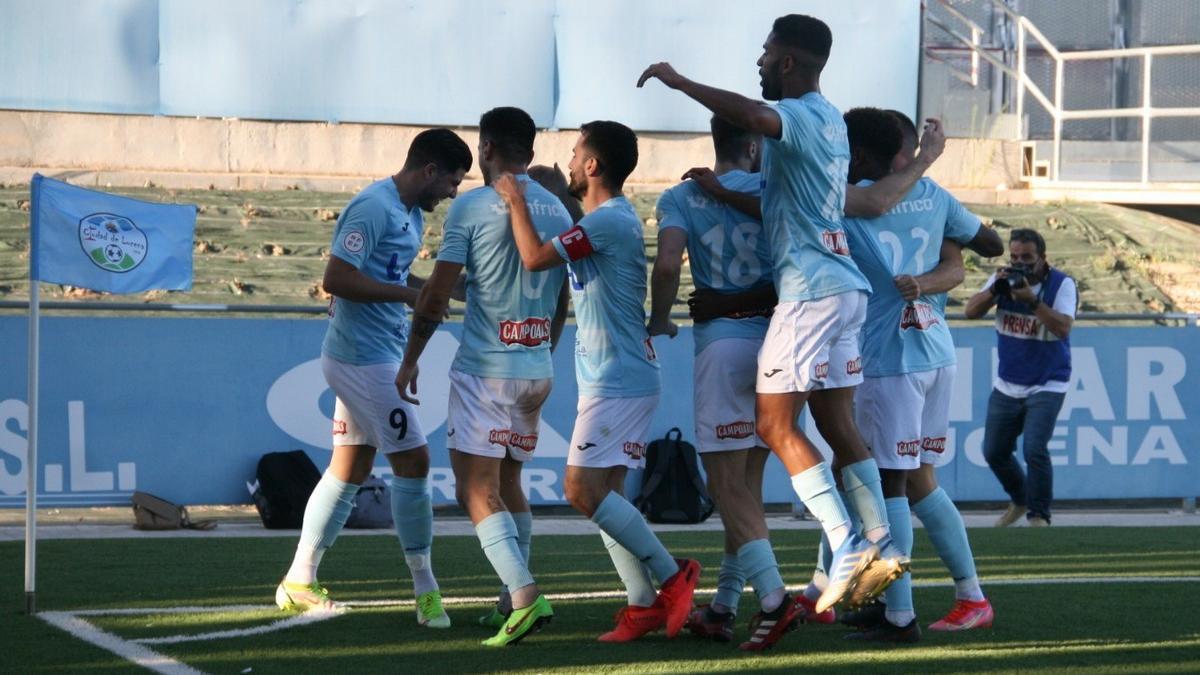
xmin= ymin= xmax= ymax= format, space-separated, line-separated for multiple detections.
xmin=79 ymin=213 xmax=148 ymax=273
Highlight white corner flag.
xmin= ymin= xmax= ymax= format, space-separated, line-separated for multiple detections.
xmin=24 ymin=175 xmax=197 ymax=613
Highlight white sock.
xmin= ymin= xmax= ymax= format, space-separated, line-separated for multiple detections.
xmin=885 ymin=608 xmax=916 ymax=627
xmin=285 ymin=547 xmax=325 ymax=585
xmin=864 ymin=526 xmax=888 ymax=544
xmin=954 ymin=576 xmax=986 ymax=602
xmin=761 ymin=587 xmax=786 ymax=614
xmin=405 ymin=552 xmax=439 ymax=596
xmin=827 ymin=522 xmax=850 ymax=550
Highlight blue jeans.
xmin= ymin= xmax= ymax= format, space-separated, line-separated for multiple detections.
xmin=982 ymin=388 xmax=1066 ymax=522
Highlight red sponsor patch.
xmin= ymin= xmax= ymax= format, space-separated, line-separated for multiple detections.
xmin=900 ymin=302 xmax=940 ymax=331
xmin=558 ymin=225 xmax=594 ymax=261
xmin=716 ymin=421 xmax=755 ymax=440
xmin=922 ymin=436 xmax=947 ymax=453
xmin=488 ymin=429 xmax=512 ymax=446
xmin=896 ymin=439 xmax=921 ymax=457
xmin=499 ymin=317 xmax=552 ymax=347
xmin=623 ymin=442 xmax=647 ymax=460
xmin=332 ymin=419 xmax=348 ymax=435
xmin=814 ymin=361 xmax=830 ymax=379
xmin=509 ymin=432 xmax=538 ymax=452
xmin=846 ymin=357 xmax=863 ymax=375
xmin=821 ymin=230 xmax=850 ymax=256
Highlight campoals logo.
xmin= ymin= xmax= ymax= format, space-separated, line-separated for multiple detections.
xmin=896 ymin=440 xmax=921 ymax=457
xmin=821 ymin=230 xmax=850 ymax=256
xmin=814 ymin=361 xmax=830 ymax=379
xmin=499 ymin=318 xmax=551 ymax=347
xmin=922 ymin=436 xmax=947 ymax=454
xmin=846 ymin=357 xmax=863 ymax=375
xmin=510 ymin=432 xmax=538 ymax=452
xmin=489 ymin=429 xmax=512 ymax=446
xmin=900 ymin=302 xmax=940 ymax=331
xmin=623 ymin=442 xmax=647 ymax=460
xmin=716 ymin=421 xmax=755 ymax=440
xmin=332 ymin=419 xmax=348 ymax=435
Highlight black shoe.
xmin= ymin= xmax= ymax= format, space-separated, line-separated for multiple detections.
xmin=839 ymin=599 xmax=886 ymax=629
xmin=843 ymin=617 xmax=921 ymax=643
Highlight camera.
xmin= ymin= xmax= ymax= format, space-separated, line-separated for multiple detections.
xmin=993 ymin=264 xmax=1033 ymax=297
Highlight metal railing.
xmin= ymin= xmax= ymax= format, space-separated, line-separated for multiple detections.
xmin=926 ymin=0 xmax=1200 ymax=184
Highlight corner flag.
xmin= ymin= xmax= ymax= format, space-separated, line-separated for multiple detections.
xmin=30 ymin=173 xmax=196 ymax=293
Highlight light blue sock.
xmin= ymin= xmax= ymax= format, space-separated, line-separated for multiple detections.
xmin=913 ymin=487 xmax=983 ymax=600
xmin=591 ymin=492 xmax=679 ymax=584
xmin=839 ymin=490 xmax=863 ymax=533
xmin=713 ymin=553 xmax=744 ymax=614
xmin=790 ymin=463 xmax=851 ymax=549
xmin=738 ymin=539 xmax=786 ymax=608
xmin=391 ymin=476 xmax=437 ymax=594
xmin=476 ymin=511 xmax=535 ymax=593
xmin=600 ymin=530 xmax=657 ymax=607
xmin=512 ymin=510 xmax=534 ymax=566
xmin=841 ymin=459 xmax=890 ymax=543
xmin=882 ymin=497 xmax=915 ymax=625
xmin=287 ymin=471 xmax=358 ymax=583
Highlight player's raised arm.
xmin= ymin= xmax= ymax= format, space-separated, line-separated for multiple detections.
xmin=494 ymin=173 xmax=565 ymax=271
xmin=845 ymin=119 xmax=946 ymax=218
xmin=683 ymin=167 xmax=763 ymax=220
xmin=395 ymin=259 xmax=464 ymax=403
xmin=638 ymin=62 xmax=783 ymax=139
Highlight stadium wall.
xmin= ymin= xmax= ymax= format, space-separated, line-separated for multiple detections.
xmin=0 ymin=318 xmax=1195 ymax=508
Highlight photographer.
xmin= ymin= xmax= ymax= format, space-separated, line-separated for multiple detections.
xmin=964 ymin=229 xmax=1077 ymax=527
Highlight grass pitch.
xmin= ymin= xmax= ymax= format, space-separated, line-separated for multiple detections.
xmin=4 ymin=526 xmax=1199 ymax=673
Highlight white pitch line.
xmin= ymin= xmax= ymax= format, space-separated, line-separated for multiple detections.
xmin=38 ymin=612 xmax=204 ymax=675
xmin=136 ymin=609 xmax=343 ymax=645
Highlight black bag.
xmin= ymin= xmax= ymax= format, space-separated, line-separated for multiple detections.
xmin=344 ymin=475 xmax=394 ymax=529
xmin=249 ymin=450 xmax=322 ymax=529
xmin=131 ymin=491 xmax=217 ymax=531
xmin=634 ymin=428 xmax=715 ymax=524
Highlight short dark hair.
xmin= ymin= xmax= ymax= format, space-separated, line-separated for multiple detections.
xmin=579 ymin=120 xmax=638 ymax=189
xmin=771 ymin=14 xmax=832 ymax=60
xmin=886 ymin=109 xmax=918 ymax=143
xmin=711 ymin=115 xmax=755 ymax=164
xmin=403 ymin=128 xmax=472 ymax=174
xmin=479 ymin=107 xmax=536 ymax=164
xmin=844 ymin=107 xmax=903 ymax=169
xmin=1010 ymin=228 xmax=1046 ymax=256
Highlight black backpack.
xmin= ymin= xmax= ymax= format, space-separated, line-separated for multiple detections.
xmin=249 ymin=450 xmax=322 ymax=529
xmin=634 ymin=428 xmax=714 ymax=524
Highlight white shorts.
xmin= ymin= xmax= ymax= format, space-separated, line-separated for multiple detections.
xmin=567 ymin=394 xmax=660 ymax=469
xmin=694 ymin=338 xmax=765 ymax=453
xmin=757 ymin=291 xmax=867 ymax=394
xmin=322 ymin=354 xmax=427 ymax=454
xmin=855 ymin=366 xmax=955 ymax=471
xmin=446 ymin=369 xmax=552 ymax=462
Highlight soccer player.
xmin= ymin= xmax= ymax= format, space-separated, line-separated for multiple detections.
xmin=275 ymin=128 xmax=472 ymax=629
xmin=395 ymin=107 xmax=571 ymax=646
xmin=839 ymin=108 xmax=1003 ymax=641
xmin=638 ymin=14 xmax=938 ymax=618
xmin=492 ymin=120 xmax=701 ymax=643
xmin=647 ymin=115 xmax=801 ymax=650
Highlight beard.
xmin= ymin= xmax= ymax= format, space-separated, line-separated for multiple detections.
xmin=567 ymin=172 xmax=588 ymax=200
xmin=759 ymin=65 xmax=783 ymax=101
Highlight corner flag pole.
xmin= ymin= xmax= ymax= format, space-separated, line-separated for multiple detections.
xmin=25 ymin=277 xmax=39 ymax=615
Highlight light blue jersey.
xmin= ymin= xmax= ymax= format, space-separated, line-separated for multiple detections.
xmin=656 ymin=170 xmax=771 ymax=354
xmin=322 ymin=178 xmax=423 ymax=365
xmin=761 ymin=94 xmax=871 ymax=302
xmin=439 ymin=175 xmax=572 ymax=380
xmin=843 ymin=177 xmax=982 ymax=377
xmin=551 ymin=197 xmax=661 ymax=398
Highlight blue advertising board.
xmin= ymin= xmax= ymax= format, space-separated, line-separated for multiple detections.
xmin=0 ymin=317 xmax=1196 ymax=507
